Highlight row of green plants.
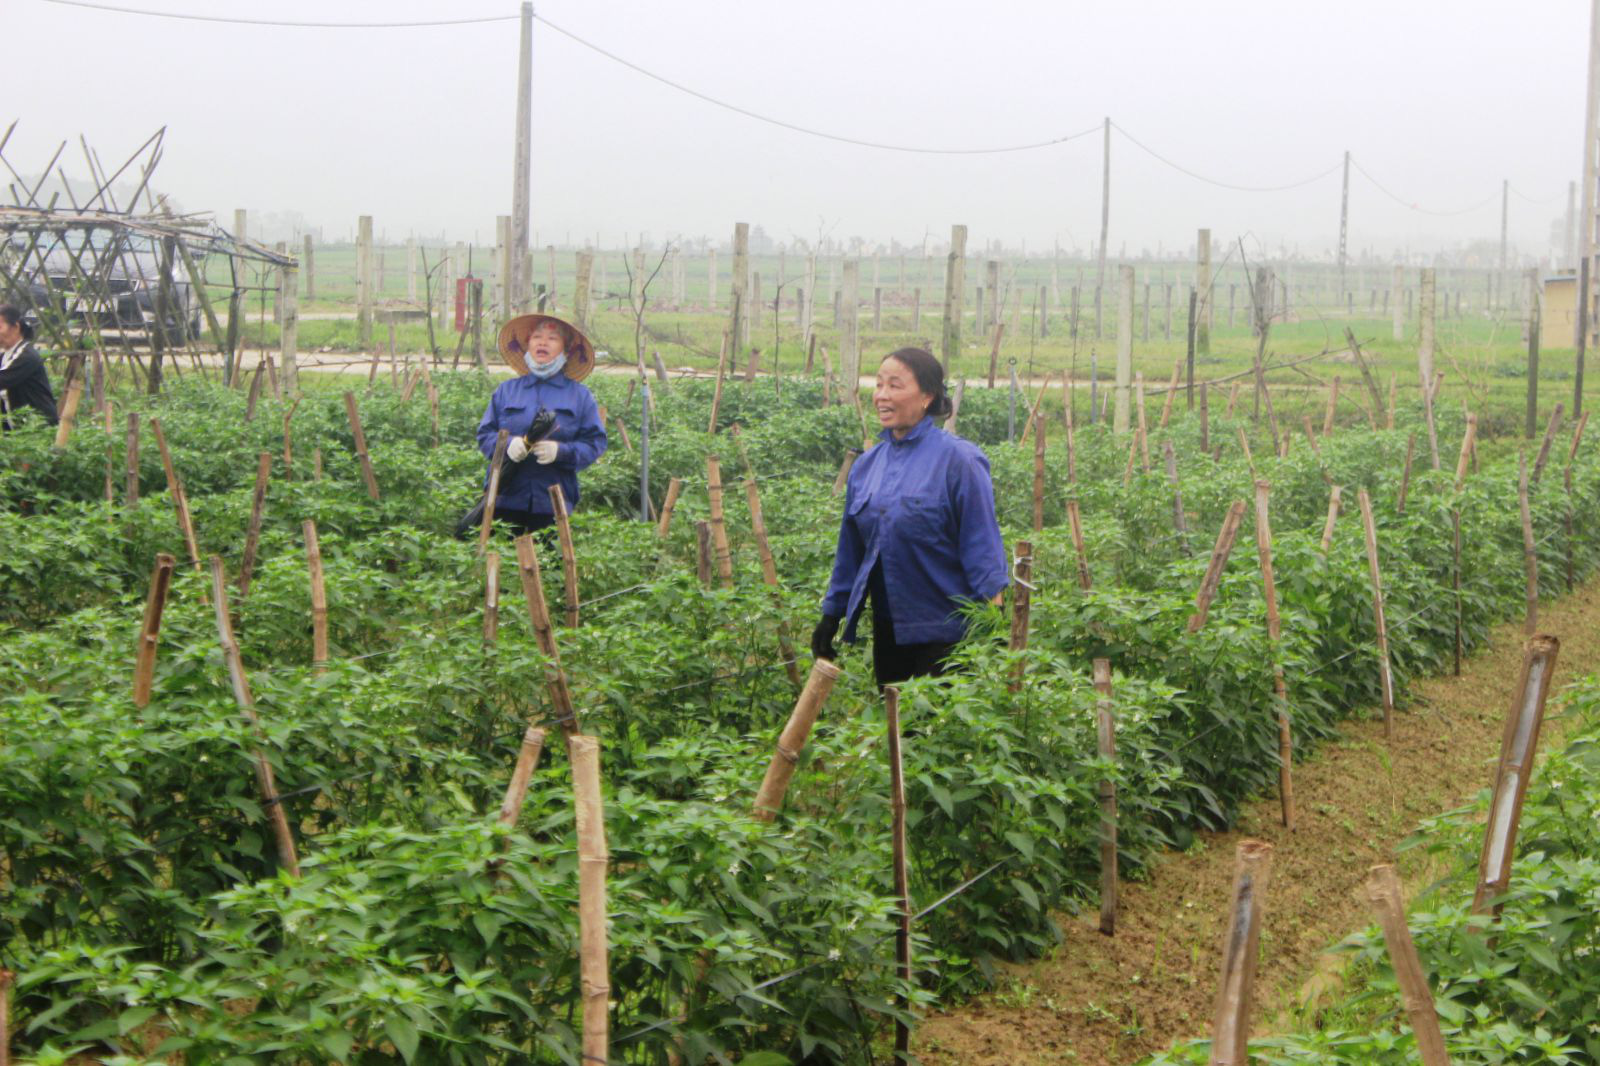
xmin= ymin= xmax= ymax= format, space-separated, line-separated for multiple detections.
xmin=0 ymin=372 xmax=1595 ymax=1063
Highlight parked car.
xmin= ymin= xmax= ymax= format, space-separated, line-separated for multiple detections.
xmin=4 ymin=235 xmax=203 ymax=342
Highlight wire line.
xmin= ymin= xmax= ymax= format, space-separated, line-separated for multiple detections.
xmin=1111 ymin=122 xmax=1344 ymax=193
xmin=40 ymin=0 xmax=518 ymax=27
xmin=1349 ymin=156 xmax=1502 ymax=217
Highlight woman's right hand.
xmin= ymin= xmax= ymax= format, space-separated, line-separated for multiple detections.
xmin=507 ymin=437 xmax=530 ymax=462
xmin=811 ymin=615 xmax=842 ymax=661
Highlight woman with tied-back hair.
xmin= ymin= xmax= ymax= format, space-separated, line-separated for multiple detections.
xmin=812 ymin=346 xmax=1008 ymax=688
xmin=0 ymin=304 xmax=57 ymax=429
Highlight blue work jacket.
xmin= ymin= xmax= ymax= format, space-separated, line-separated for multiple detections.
xmin=822 ymin=416 xmax=1008 ymax=645
xmin=475 ymin=373 xmax=607 ymax=514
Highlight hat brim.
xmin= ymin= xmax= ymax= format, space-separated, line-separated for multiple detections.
xmin=497 ymin=314 xmax=595 ymax=382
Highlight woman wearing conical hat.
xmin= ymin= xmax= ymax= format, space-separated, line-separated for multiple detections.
xmin=475 ymin=313 xmax=607 ymax=536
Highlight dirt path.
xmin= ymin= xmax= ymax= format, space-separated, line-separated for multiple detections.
xmin=917 ymin=579 xmax=1600 ymax=1066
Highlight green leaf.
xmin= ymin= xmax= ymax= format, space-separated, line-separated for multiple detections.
xmin=386 ymin=1014 xmax=420 ymax=1062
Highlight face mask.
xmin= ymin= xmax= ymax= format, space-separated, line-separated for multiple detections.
xmin=526 ymin=351 xmax=567 ymax=379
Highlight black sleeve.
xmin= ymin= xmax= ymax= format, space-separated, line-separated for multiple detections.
xmin=0 ymin=348 xmax=59 ymax=425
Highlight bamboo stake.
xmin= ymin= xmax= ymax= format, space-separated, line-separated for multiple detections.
xmin=1472 ymin=635 xmax=1560 ymax=916
xmin=655 ymin=476 xmax=683 ymax=538
xmin=1188 ymin=500 xmax=1246 ymax=632
xmin=1199 ymin=380 xmax=1210 ymax=454
xmin=237 ymin=451 xmax=271 ymax=596
xmin=549 ymin=484 xmax=580 ymax=627
xmin=281 ymin=398 xmax=299 ymax=480
xmin=1569 ymin=410 xmax=1590 ymax=467
xmin=569 ymin=734 xmax=611 ymax=1066
xmin=479 ymin=430 xmax=511 ymax=553
xmin=1323 ymin=376 xmax=1339 ymax=436
xmin=1301 ymin=414 xmax=1322 ymax=460
xmin=343 ymin=390 xmax=380 ymax=500
xmin=496 ymin=726 xmax=547 ymax=828
xmin=303 ymin=520 xmax=329 ymax=673
xmin=754 ymin=659 xmax=844 ymax=821
xmin=1208 ymin=839 xmax=1274 ymax=1066
xmin=708 ymin=326 xmax=730 ymax=433
xmin=1032 ymin=416 xmax=1046 ymax=531
xmin=1226 ymin=381 xmax=1240 ymax=418
xmin=885 ymin=686 xmax=913 ymax=1062
xmin=1357 ymin=490 xmax=1395 ymax=738
xmin=1157 ymin=358 xmax=1181 ymax=428
xmin=1422 ymin=373 xmax=1442 ymax=471
xmin=1519 ymin=454 xmax=1538 ymax=635
xmin=0 ymin=967 xmax=10 ymax=1066
xmin=208 ymin=556 xmax=299 ymax=877
xmin=1452 ymin=510 xmax=1464 ymax=675
xmin=1017 ymin=378 xmax=1051 ymax=445
xmin=1454 ymin=415 xmax=1478 ymax=492
xmin=1008 ymin=541 xmax=1033 ymax=692
xmin=124 ymin=410 xmax=139 ymax=507
xmin=1319 ymin=485 xmax=1341 ymax=553
xmin=1135 ymin=371 xmax=1149 ymax=443
xmin=706 ymin=455 xmax=734 ymax=588
xmin=1163 ymin=440 xmax=1189 ymax=555
xmin=513 ymin=533 xmax=580 ymax=738
xmin=1093 ymin=659 xmax=1118 ymax=936
xmin=1365 ymin=865 xmax=1452 ymax=1066
xmin=832 ymin=447 xmax=860 ymax=496
xmin=483 ymin=551 xmax=501 ymax=645
xmin=1387 ymin=373 xmax=1397 ymax=430
xmin=312 ymin=448 xmax=322 ymax=480
xmin=1067 ymin=499 xmax=1092 ymax=591
xmin=245 ymin=361 xmax=265 ymax=420
xmin=1254 ymin=481 xmax=1294 ymax=829
xmin=1122 ymin=433 xmax=1138 ymax=487
xmin=148 ymin=417 xmax=201 ymax=572
xmin=746 ymin=477 xmax=803 ymax=686
xmin=1397 ymin=433 xmax=1416 ymax=514
xmin=132 ymin=552 xmax=175 ymax=708
xmin=946 ymin=378 xmax=963 ymax=434
xmin=1531 ymin=402 xmax=1565 ymax=483
xmin=1236 ymin=427 xmax=1256 ymax=481
xmin=102 ymin=397 xmax=115 ymax=503
xmin=51 ymin=377 xmax=83 ymax=449
xmin=695 ymin=521 xmax=713 ymax=585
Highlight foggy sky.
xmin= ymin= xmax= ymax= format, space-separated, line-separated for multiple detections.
xmin=3 ymin=0 xmax=1588 ymax=261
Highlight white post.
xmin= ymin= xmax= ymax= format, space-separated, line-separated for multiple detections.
xmin=1114 ymin=265 xmax=1134 ymax=434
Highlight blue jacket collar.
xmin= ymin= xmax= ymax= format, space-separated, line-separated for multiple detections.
xmin=879 ymin=414 xmax=936 ymax=446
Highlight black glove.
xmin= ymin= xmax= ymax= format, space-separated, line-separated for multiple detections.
xmin=811 ymin=614 xmax=842 ymax=662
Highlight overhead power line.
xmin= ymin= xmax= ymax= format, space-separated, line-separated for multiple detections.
xmin=1348 ymin=156 xmax=1501 ymax=217
xmin=1111 ymin=122 xmax=1344 ymax=192
xmin=41 ymin=0 xmax=518 ymax=27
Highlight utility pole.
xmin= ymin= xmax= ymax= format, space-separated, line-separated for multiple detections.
xmin=1337 ymin=150 xmax=1350 ymax=304
xmin=1096 ymin=117 xmax=1111 ymax=302
xmin=1498 ymin=178 xmax=1509 ymax=310
xmin=1567 ymin=179 xmax=1578 ymax=267
xmin=509 ymin=2 xmax=533 ymax=315
xmin=1578 ymin=0 xmax=1600 ymax=417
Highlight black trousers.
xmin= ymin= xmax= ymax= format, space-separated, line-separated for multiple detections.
xmin=495 ymin=508 xmax=556 ymax=538
xmin=869 ymin=594 xmax=956 ymax=690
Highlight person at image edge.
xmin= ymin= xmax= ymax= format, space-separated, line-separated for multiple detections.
xmin=0 ymin=304 xmax=59 ymax=430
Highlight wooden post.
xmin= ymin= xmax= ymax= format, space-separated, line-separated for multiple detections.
xmin=1357 ymin=490 xmax=1396 ymax=738
xmin=1397 ymin=433 xmax=1416 ymax=513
xmin=208 ymin=557 xmax=300 ymax=877
xmin=1319 ymin=485 xmax=1342 ymax=553
xmin=549 ymin=484 xmax=580 ymax=627
xmin=1114 ymin=265 xmax=1134 ymax=433
xmin=708 ymin=326 xmax=730 ymax=434
xmin=303 ymin=520 xmax=329 ymax=673
xmin=0 ymin=967 xmax=10 ymax=1066
xmin=1032 ymin=417 xmax=1046 ymax=531
xmin=1254 ymin=481 xmax=1294 ymax=829
xmin=312 ymin=449 xmax=323 ymax=481
xmin=356 ymin=215 xmax=374 ymax=350
xmin=1199 ymin=380 xmax=1210 ymax=453
xmin=1093 ymin=659 xmax=1118 ymax=936
xmin=655 ymin=476 xmax=682 ymax=538
xmin=1472 ymin=635 xmax=1560 ymax=915
xmin=1454 ymin=415 xmax=1478 ymax=492
xmin=1067 ymin=499 xmax=1092 ymax=591
xmin=513 ymin=533 xmax=580 ymax=737
xmin=1159 ymin=359 xmax=1181 ymax=428
xmin=1236 ymin=427 xmax=1256 ymax=481
xmin=1422 ymin=372 xmax=1442 ymax=471
xmin=569 ymin=734 xmax=610 ymax=1066
xmin=695 ymin=521 xmax=714 ymax=586
xmin=706 ymin=455 xmax=735 ymax=588
xmin=1189 ymin=500 xmax=1246 ymax=632
xmin=1008 ymin=541 xmax=1033 ymax=692
xmin=1453 ymin=510 xmax=1465 ymax=676
xmin=885 ymin=686 xmax=913 ymax=1062
xmin=832 ymin=448 xmax=859 ymax=496
xmin=132 ymin=552 xmax=176 ymax=708
xmin=985 ymin=322 xmax=1004 ymax=389
xmin=282 ymin=398 xmax=300 ymax=480
xmin=941 ymin=224 xmax=966 ymax=371
xmin=1322 ymin=376 xmax=1340 ymax=436
xmin=51 ymin=377 xmax=83 ymax=449
xmin=149 ymin=417 xmax=201 ymax=572
xmin=1164 ymin=440 xmax=1190 ymax=555
xmin=479 ymin=430 xmax=511 ymax=552
xmin=124 ymin=411 xmax=140 ymax=507
xmin=1365 ymin=865 xmax=1452 ymax=1066
xmin=483 ymin=551 xmax=501 ymax=645
xmin=754 ymin=658 xmax=844 ymax=820
xmin=1532 ymin=402 xmax=1565 ymax=483
xmin=1207 ymin=839 xmax=1274 ymax=1066
xmin=343 ymin=391 xmax=380 ymax=500
xmin=496 ymin=726 xmax=547 ymax=829
xmin=1519 ymin=455 xmax=1538 ymax=635
xmin=235 ymin=452 xmax=272 ymax=597
xmin=746 ymin=478 xmax=803 ymax=686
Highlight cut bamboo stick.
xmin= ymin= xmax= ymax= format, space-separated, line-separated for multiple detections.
xmin=0 ymin=966 xmax=10 ymax=1066
xmin=238 ymin=452 xmax=272 ymax=596
xmin=1199 ymin=380 xmax=1210 ymax=454
xmin=706 ymin=455 xmax=734 ymax=588
xmin=1531 ymin=402 xmax=1565 ymax=483
xmin=51 ymin=377 xmax=83 ymax=449
xmin=695 ymin=521 xmax=713 ymax=586
xmin=1236 ymin=427 xmax=1256 ymax=481
xmin=753 ymin=659 xmax=843 ymax=821
xmin=569 ymin=734 xmax=610 ymax=1066
xmin=746 ymin=477 xmax=803 ymax=686
xmin=514 ymin=533 xmax=580 ymax=737
xmin=342 ymin=390 xmax=380 ymax=500
xmin=1454 ymin=414 xmax=1478 ymax=492
xmin=655 ymin=476 xmax=683 ymax=538
xmin=207 ymin=556 xmax=299 ymax=877
xmin=132 ymin=552 xmax=176 ymax=708
xmin=1386 ymin=373 xmax=1397 ymax=430
xmin=1365 ymin=865 xmax=1452 ymax=1066
xmin=1008 ymin=541 xmax=1033 ymax=693
xmin=1188 ymin=500 xmax=1246 ymax=632
xmin=1093 ymin=659 xmax=1118 ymax=936
xmin=1067 ymin=498 xmax=1091 ymax=591
xmin=483 ymin=551 xmax=501 ymax=645
xmin=1163 ymin=440 xmax=1189 ymax=555
xmin=312 ymin=448 xmax=322 ymax=481
xmin=1422 ymin=373 xmax=1442 ymax=471
xmin=1397 ymin=432 xmax=1416 ymax=514
xmin=148 ymin=417 xmax=201 ymax=572
xmin=124 ymin=411 xmax=140 ymax=507
xmin=1032 ymin=416 xmax=1046 ymax=531
xmin=1226 ymin=380 xmax=1240 ymax=418
xmin=480 ymin=429 xmax=510 ymax=554
xmin=708 ymin=326 xmax=730 ymax=433
xmin=885 ymin=686 xmax=913 ymax=1061
xmin=1208 ymin=840 xmax=1274 ymax=1066
xmin=497 ymin=726 xmax=547 ymax=828
xmin=1158 ymin=358 xmax=1181 ymax=428
xmin=1253 ymin=481 xmax=1294 ymax=829
xmin=1319 ymin=485 xmax=1341 ymax=553
xmin=832 ymin=447 xmax=860 ymax=496
xmin=1519 ymin=455 xmax=1538 ymax=635
xmin=303 ymin=520 xmax=329 ymax=673
xmin=1323 ymin=376 xmax=1339 ymax=436
xmin=281 ymin=396 xmax=300 ymax=480
xmin=1473 ymin=635 xmax=1560 ymax=916
xmin=549 ymin=484 xmax=580 ymax=627
xmin=1357 ymin=490 xmax=1395 ymax=738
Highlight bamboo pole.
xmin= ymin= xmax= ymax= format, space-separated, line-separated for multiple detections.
xmin=746 ymin=477 xmax=803 ymax=686
xmin=303 ymin=520 xmax=329 ymax=673
xmin=207 ymin=557 xmax=299 ymax=877
xmin=1365 ymin=865 xmax=1452 ymax=1066
xmin=832 ymin=448 xmax=860 ymax=496
xmin=1387 ymin=373 xmax=1397 ymax=430
xmin=1093 ymin=659 xmax=1118 ymax=936
xmin=708 ymin=326 xmax=730 ymax=433
xmin=514 ymin=533 xmax=580 ymax=738
xmin=245 ymin=361 xmax=265 ymax=420
xmin=102 ymin=397 xmax=115 ymax=503
xmin=1008 ymin=541 xmax=1033 ymax=692
xmin=496 ymin=726 xmax=547 ymax=828
xmin=148 ymin=417 xmax=201 ymax=572
xmin=1188 ymin=500 xmax=1246 ymax=632
xmin=1472 ymin=635 xmax=1560 ymax=916
xmin=312 ymin=448 xmax=322 ymax=481
xmin=1319 ymin=485 xmax=1341 ymax=553
xmin=483 ymin=551 xmax=501 ymax=645
xmin=0 ymin=967 xmax=10 ymax=1066
xmin=1032 ymin=416 xmax=1046 ymax=531
xmin=1254 ymin=481 xmax=1294 ymax=829
xmin=1323 ymin=376 xmax=1339 ymax=436
xmin=1454 ymin=415 xmax=1478 ymax=492
xmin=1531 ymin=402 xmax=1565 ymax=483
xmin=549 ymin=484 xmax=580 ymax=627
xmin=1422 ymin=374 xmax=1442 ymax=471
xmin=569 ymin=734 xmax=611 ymax=1066
xmin=124 ymin=411 xmax=140 ymax=507
xmin=282 ymin=398 xmax=300 ymax=480
xmin=479 ymin=430 xmax=510 ymax=554
xmin=51 ymin=377 xmax=83 ymax=449
xmin=1208 ymin=839 xmax=1274 ymax=1066
xmin=237 ymin=452 xmax=271 ymax=596
xmin=1452 ymin=510 xmax=1464 ymax=675
xmin=1519 ymin=455 xmax=1538 ymax=635
xmin=753 ymin=659 xmax=844 ymax=821
xmin=885 ymin=686 xmax=913 ymax=1062
xmin=1357 ymin=490 xmax=1396 ymax=738
xmin=1226 ymin=381 xmax=1240 ymax=418
xmin=342 ymin=390 xmax=380 ymax=500
xmin=1199 ymin=380 xmax=1210 ymax=454
xmin=1163 ymin=440 xmax=1189 ymax=555
xmin=132 ymin=552 xmax=176 ymax=708
xmin=1067 ymin=499 xmax=1091 ymax=591
xmin=1397 ymin=433 xmax=1417 ymax=514
xmin=655 ymin=476 xmax=682 ymax=538
xmin=706 ymin=455 xmax=734 ymax=588
xmin=695 ymin=521 xmax=713 ymax=585
xmin=1236 ymin=427 xmax=1256 ymax=481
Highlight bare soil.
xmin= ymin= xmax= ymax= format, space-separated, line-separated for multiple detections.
xmin=916 ymin=579 xmax=1600 ymax=1066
